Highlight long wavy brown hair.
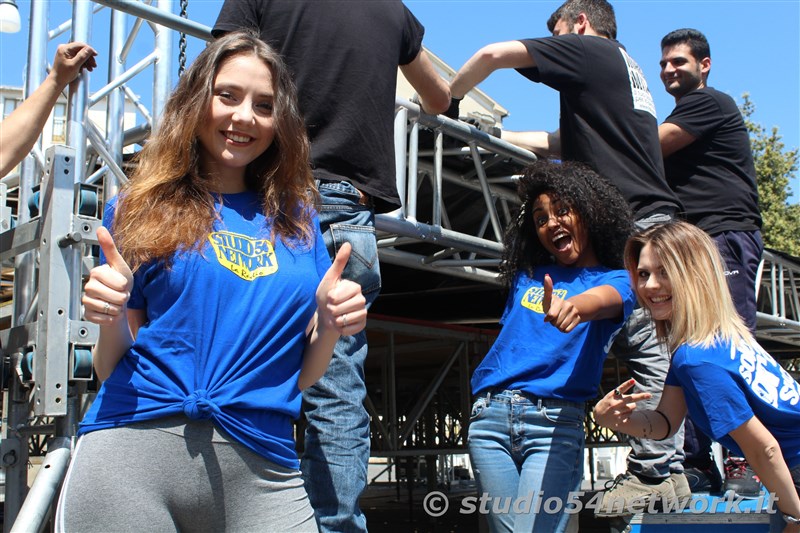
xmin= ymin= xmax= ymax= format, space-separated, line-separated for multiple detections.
xmin=113 ymin=30 xmax=314 ymax=269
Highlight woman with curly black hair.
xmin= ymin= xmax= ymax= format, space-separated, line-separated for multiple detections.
xmin=469 ymin=160 xmax=636 ymax=532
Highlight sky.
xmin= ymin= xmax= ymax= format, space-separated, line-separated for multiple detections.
xmin=1 ymin=0 xmax=798 ymax=199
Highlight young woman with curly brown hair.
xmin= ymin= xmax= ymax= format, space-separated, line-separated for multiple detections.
xmin=469 ymin=160 xmax=635 ymax=532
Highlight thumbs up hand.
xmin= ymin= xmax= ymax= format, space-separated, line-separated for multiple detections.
xmin=316 ymin=242 xmax=367 ymax=335
xmin=542 ymin=273 xmax=581 ymax=333
xmin=83 ymin=227 xmax=134 ymax=325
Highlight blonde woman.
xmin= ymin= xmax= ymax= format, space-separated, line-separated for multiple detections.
xmin=594 ymin=221 xmax=800 ymax=532
xmin=56 ymin=31 xmax=366 ymax=532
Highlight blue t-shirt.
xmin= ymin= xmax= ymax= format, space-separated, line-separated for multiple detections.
xmin=471 ymin=265 xmax=635 ymax=402
xmin=666 ymin=339 xmax=800 ymax=468
xmin=79 ymin=192 xmax=332 ymax=469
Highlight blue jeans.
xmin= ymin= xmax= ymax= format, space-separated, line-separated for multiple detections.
xmin=468 ymin=390 xmax=585 ymax=533
xmin=612 ymin=210 xmax=685 ymax=479
xmin=301 ymin=180 xmax=381 ymax=533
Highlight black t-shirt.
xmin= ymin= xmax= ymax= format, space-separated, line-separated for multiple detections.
xmin=213 ymin=0 xmax=424 ymax=211
xmin=517 ymin=34 xmax=681 ymax=219
xmin=664 ymin=87 xmax=761 ymax=234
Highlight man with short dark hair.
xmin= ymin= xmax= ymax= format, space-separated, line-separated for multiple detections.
xmin=658 ymin=28 xmax=764 ymax=497
xmin=448 ymin=0 xmax=690 ymax=517
xmin=213 ymin=3 xmax=450 ymax=531
xmin=659 ymin=28 xmax=762 ymax=332
xmin=449 ymin=0 xmax=679 ymax=222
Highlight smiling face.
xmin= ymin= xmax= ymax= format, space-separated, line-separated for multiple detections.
xmin=660 ymin=43 xmax=710 ymax=100
xmin=532 ymin=192 xmax=597 ymax=268
xmin=635 ymin=243 xmax=673 ymax=321
xmin=197 ymin=53 xmax=276 ymax=193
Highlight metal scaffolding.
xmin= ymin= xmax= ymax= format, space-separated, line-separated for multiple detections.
xmin=0 ymin=1 xmax=798 ymax=531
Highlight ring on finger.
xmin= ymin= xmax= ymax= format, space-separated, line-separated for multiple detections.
xmin=613 ymin=388 xmax=622 ymax=398
xmin=103 ymin=302 xmax=111 ymax=315
xmin=342 ymin=313 xmax=348 ymax=328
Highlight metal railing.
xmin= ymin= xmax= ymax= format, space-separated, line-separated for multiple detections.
xmin=756 ymin=249 xmax=800 ymax=349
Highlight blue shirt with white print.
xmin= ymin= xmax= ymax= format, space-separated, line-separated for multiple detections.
xmin=666 ymin=338 xmax=800 ymax=468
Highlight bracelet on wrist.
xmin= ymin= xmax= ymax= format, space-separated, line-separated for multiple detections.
xmin=785 ymin=513 xmax=800 ymax=525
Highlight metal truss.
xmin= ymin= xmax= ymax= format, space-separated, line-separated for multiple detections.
xmin=380 ymin=102 xmax=535 ymax=285
xmin=363 ymin=316 xmax=496 ymax=458
xmin=756 ymin=250 xmax=800 ymax=354
xmin=1 ymin=146 xmax=100 ymax=532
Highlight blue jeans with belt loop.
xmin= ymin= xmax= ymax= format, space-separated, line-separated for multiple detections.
xmin=301 ymin=180 xmax=381 ymax=533
xmin=468 ymin=390 xmax=586 ymax=533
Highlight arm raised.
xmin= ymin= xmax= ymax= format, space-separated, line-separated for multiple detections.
xmin=300 ymin=243 xmax=367 ymax=390
xmin=542 ymin=275 xmax=624 ymax=333
xmin=0 ymin=42 xmax=97 ymax=177
xmin=400 ymin=49 xmax=451 ymax=115
xmin=83 ymin=227 xmax=136 ymax=381
xmin=450 ymin=41 xmax=534 ymax=100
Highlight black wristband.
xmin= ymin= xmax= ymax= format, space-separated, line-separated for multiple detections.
xmin=444 ymin=97 xmax=462 ymax=120
xmin=654 ymin=410 xmax=672 ymax=441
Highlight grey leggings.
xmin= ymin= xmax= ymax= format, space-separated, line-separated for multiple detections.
xmin=55 ymin=416 xmax=318 ymax=532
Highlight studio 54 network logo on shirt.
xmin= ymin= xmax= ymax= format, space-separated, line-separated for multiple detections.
xmin=521 ymin=286 xmax=567 ymax=314
xmin=734 ymin=341 xmax=800 ymax=407
xmin=208 ymin=231 xmax=277 ymax=281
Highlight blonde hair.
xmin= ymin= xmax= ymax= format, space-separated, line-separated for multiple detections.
xmin=624 ymin=221 xmax=753 ymax=352
xmin=113 ymin=31 xmax=314 ymax=269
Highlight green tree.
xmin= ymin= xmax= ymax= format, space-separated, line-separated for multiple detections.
xmin=740 ymin=94 xmax=800 ymax=256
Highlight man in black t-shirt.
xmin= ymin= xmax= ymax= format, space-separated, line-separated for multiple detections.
xmin=659 ymin=27 xmax=764 ymax=498
xmin=213 ymin=3 xmax=450 ymax=532
xmin=448 ymin=0 xmax=690 ymax=517
xmin=659 ymin=28 xmax=763 ymax=332
xmin=449 ymin=1 xmax=681 ymax=222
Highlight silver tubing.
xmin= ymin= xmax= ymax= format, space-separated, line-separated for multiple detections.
xmin=90 ymin=50 xmax=159 ymax=106
xmin=69 ymin=0 xmax=92 ymax=184
xmin=9 ymin=438 xmax=72 ymax=533
xmin=468 ymin=142 xmax=503 ymax=241
xmin=153 ymin=0 xmax=173 ymax=124
xmin=105 ymin=6 xmax=127 ymax=199
xmin=4 ymin=2 xmax=49 ymax=527
xmin=393 ymin=106 xmax=408 ymax=217
xmin=92 ymin=0 xmax=211 ymax=40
